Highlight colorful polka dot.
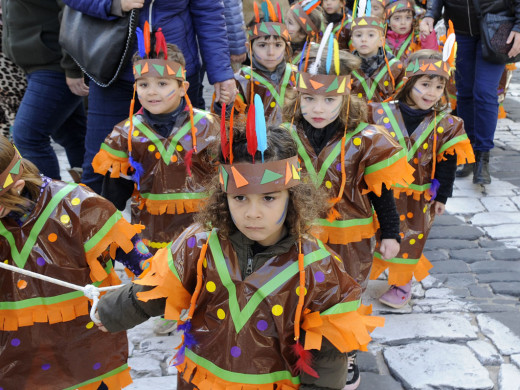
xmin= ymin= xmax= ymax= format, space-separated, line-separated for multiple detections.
xmin=423 ymin=143 xmax=428 ymax=150
xmin=93 ymin=363 xmax=101 ymax=370
xmin=390 ymin=132 xmax=396 ymax=137
xmin=148 ymin=145 xmax=156 ymax=152
xmin=296 ymin=286 xmax=307 ymax=296
xmin=402 ymin=253 xmax=409 ymax=259
xmin=383 ymin=118 xmax=390 ymax=123
xmin=407 ymin=212 xmax=413 ymax=218
xmin=257 ymin=320 xmax=268 ymax=331
xmin=418 ymin=152 xmax=422 ymax=158
xmin=187 ymin=237 xmax=196 ymax=248
xmin=3 ymin=260 xmax=8 ymax=264
xmin=200 ymin=118 xmax=207 ymax=125
xmin=384 ymin=81 xmax=389 ymax=86
xmin=399 ymin=215 xmax=405 ymax=221
xmin=334 ymin=255 xmax=342 ymax=263
xmin=171 ymin=155 xmax=178 ymax=163
xmin=384 ymin=123 xmax=391 ymax=128
xmin=139 ymin=259 xmax=150 ymax=271
xmin=136 ymin=241 xmax=149 ymax=255
xmin=325 ymin=181 xmax=332 ymax=189
xmin=184 ymin=134 xmax=192 ymax=142
xmin=409 ymin=239 xmax=416 ymax=245
xmin=206 ymin=281 xmax=216 ymax=292
xmin=176 ymin=145 xmax=183 ymax=152
xmin=133 ymin=130 xmax=139 ymax=137
xmin=270 ymin=102 xmax=276 ymax=108
xmin=400 ymin=232 xmax=405 ymax=238
xmin=423 ymin=206 xmax=428 ymax=213
xmin=315 ymin=271 xmax=325 ymax=283
xmin=11 ymin=338 xmax=20 ymax=347
xmin=266 ymin=90 xmax=271 ymax=97
xmin=41 ymin=363 xmax=51 ymax=371
xmin=437 ymin=126 xmax=444 ymax=133
xmin=48 ymin=233 xmax=57 ymax=242
xmin=272 ymin=305 xmax=283 ymax=316
xmin=413 ymin=158 xmax=419 ymax=164
xmin=377 ymin=109 xmax=384 ymax=114
xmin=336 ymin=163 xmax=342 ymax=171
xmin=154 ymin=152 xmax=160 ymax=159
xmin=418 ymin=234 xmax=424 ymax=239
xmin=217 ymin=309 xmax=226 ymax=320
xmin=124 ymin=121 xmax=130 ymax=127
xmin=71 ymin=197 xmax=81 ymax=206
xmin=86 ymin=321 xmax=94 ymax=329
xmin=60 ymin=215 xmax=70 ymax=224
xmin=353 ymin=138 xmax=361 ymax=146
xmin=230 ymin=346 xmax=241 ymax=357
xmin=358 ymin=93 xmax=363 ymax=98
xmin=140 ymin=137 xmax=148 ymax=143
xmin=37 ymin=257 xmax=46 ymax=266
xmin=448 ymin=117 xmax=454 ymax=124
xmin=17 ymin=280 xmax=27 ymax=289
xmin=203 ymin=258 xmax=207 ymax=268
xmin=245 ymin=74 xmax=251 ymax=79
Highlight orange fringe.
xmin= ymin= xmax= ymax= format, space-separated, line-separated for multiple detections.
xmin=302 ymin=304 xmax=385 ymax=353
xmin=176 ymin=357 xmax=299 ymax=390
xmin=392 ymin=186 xmax=432 ymax=201
xmin=369 ymin=253 xmax=433 ymax=286
xmin=311 ymin=218 xmax=379 ymax=245
xmin=437 ymin=138 xmax=476 ymax=165
xmin=91 ymin=149 xmax=132 ymax=178
xmin=75 ymin=366 xmax=133 ymax=390
xmin=362 ymin=156 xmax=415 ymax=196
xmin=85 ymin=218 xmax=145 ymax=282
xmin=134 ymin=246 xmax=191 ymax=321
xmin=0 ymin=275 xmax=121 ymax=331
xmin=138 ymin=197 xmax=206 ymax=215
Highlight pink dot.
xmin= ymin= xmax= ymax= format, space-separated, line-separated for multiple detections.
xmin=11 ymin=338 xmax=20 ymax=347
xmin=257 ymin=320 xmax=268 ymax=331
xmin=37 ymin=257 xmax=46 ymax=266
xmin=187 ymin=236 xmax=196 ymax=248
xmin=93 ymin=362 xmax=101 ymax=370
xmin=315 ymin=271 xmax=325 ymax=283
xmin=230 ymin=346 xmax=241 ymax=357
xmin=41 ymin=363 xmax=51 ymax=371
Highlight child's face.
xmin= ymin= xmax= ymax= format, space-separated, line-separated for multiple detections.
xmin=322 ymin=0 xmax=343 ymax=15
xmin=136 ymin=77 xmax=186 ymax=115
xmin=408 ymin=75 xmax=446 ymax=110
xmin=252 ymin=36 xmax=286 ymax=71
xmin=300 ymin=93 xmax=343 ymax=129
xmin=286 ymin=12 xmax=306 ymax=43
xmin=388 ymin=10 xmax=414 ymax=35
xmin=371 ymin=0 xmax=385 ymax=19
xmin=352 ymin=28 xmax=382 ymax=58
xmin=227 ymin=190 xmax=289 ymax=246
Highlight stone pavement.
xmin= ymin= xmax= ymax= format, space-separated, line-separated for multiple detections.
xmin=52 ymin=72 xmax=520 ymax=390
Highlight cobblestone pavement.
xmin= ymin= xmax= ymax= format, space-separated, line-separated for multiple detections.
xmin=52 ymin=72 xmax=520 ymax=390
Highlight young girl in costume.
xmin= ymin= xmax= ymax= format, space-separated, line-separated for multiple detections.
xmin=368 ymin=50 xmax=475 ymax=308
xmin=285 ymin=0 xmax=324 ymax=65
xmin=92 ymin=33 xmax=219 ymax=254
xmin=384 ymin=0 xmax=437 ymax=62
xmin=0 ymin=135 xmax=151 ymax=389
xmin=94 ymin=123 xmax=384 ymax=390
xmin=283 ymin=26 xmax=414 ymax=388
xmin=349 ymin=3 xmax=405 ymax=103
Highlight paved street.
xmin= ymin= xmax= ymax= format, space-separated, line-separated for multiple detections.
xmin=53 ymin=71 xmax=520 ymax=390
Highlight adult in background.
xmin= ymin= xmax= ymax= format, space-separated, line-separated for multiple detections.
xmin=1 ymin=0 xmax=87 ymax=180
xmin=420 ymin=0 xmax=520 ymax=184
xmin=63 ymin=0 xmax=236 ymax=194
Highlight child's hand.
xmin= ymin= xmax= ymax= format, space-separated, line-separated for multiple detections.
xmin=121 ymin=0 xmax=145 ymax=12
xmin=379 ymin=238 xmax=400 ymax=260
xmin=432 ymin=201 xmax=445 ymax=215
xmin=419 ymin=17 xmax=434 ymax=39
xmin=94 ymin=312 xmax=108 ymax=333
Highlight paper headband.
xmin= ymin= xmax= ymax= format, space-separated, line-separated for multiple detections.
xmin=405 ymin=58 xmax=451 ymax=79
xmin=289 ymin=0 xmax=321 ymax=36
xmin=220 ymin=156 xmax=301 ymax=194
xmin=351 ymin=16 xmax=386 ymax=33
xmin=133 ymin=59 xmax=185 ymax=81
xmin=0 ymin=146 xmax=24 ymax=196
xmin=249 ymin=0 xmax=291 ymax=41
xmin=296 ymin=72 xmax=351 ymax=95
xmin=385 ymin=0 xmax=414 ymax=18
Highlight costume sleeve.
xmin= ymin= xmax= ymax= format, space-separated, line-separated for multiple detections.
xmin=436 ymin=115 xmax=475 ymax=165
xmin=434 ymin=152 xmax=457 ymax=204
xmin=101 ymin=173 xmax=134 ymax=211
xmin=420 ymin=30 xmax=439 ymax=51
xmin=91 ymin=120 xmax=132 ymax=178
xmin=114 ymin=234 xmax=152 ymax=276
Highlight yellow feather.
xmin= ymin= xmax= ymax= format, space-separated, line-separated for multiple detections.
xmin=334 ymin=39 xmax=340 ymax=75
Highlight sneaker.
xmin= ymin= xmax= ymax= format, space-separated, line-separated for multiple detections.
xmin=379 ymin=282 xmax=412 ymax=309
xmin=153 ymin=317 xmax=177 ymax=335
xmin=344 ymin=351 xmax=360 ymax=390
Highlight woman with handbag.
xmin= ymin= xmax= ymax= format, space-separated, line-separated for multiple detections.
xmin=420 ymin=0 xmax=520 ymax=185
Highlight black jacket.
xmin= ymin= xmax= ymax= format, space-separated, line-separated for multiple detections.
xmin=425 ymin=0 xmax=520 ymax=36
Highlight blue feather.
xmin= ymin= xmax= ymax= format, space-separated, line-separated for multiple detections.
xmin=326 ymin=35 xmax=334 ymax=74
xmin=261 ymin=1 xmax=269 ymax=21
xmin=172 ymin=321 xmax=198 ymax=366
xmin=299 ymin=40 xmax=308 ymax=71
xmin=303 ymin=0 xmax=319 ymax=11
xmin=129 ymin=154 xmax=144 ymax=191
xmin=135 ymin=27 xmax=146 ymax=58
xmin=254 ymin=94 xmax=268 ymax=162
xmin=366 ymin=0 xmax=372 ymax=16
xmin=429 ymin=178 xmax=440 ymax=200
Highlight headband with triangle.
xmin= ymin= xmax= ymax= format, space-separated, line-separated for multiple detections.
xmin=405 ymin=58 xmax=450 ymax=79
xmin=248 ymin=0 xmax=291 ymax=41
xmin=288 ymin=0 xmax=321 ymax=37
xmin=385 ymin=0 xmax=414 ymax=18
xmin=0 ymin=146 xmax=24 ymax=196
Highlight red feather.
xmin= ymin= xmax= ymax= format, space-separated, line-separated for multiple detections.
xmin=291 ymin=342 xmax=319 ymax=378
xmin=246 ymin=104 xmax=257 ymax=161
xmin=220 ymin=103 xmax=229 ymax=162
xmin=144 ymin=21 xmax=151 ymax=57
xmin=229 ymin=106 xmax=234 ymax=164
xmin=184 ymin=149 xmax=194 ymax=176
xmin=155 ymin=28 xmax=168 ymax=59
xmin=276 ymin=2 xmax=283 ymax=23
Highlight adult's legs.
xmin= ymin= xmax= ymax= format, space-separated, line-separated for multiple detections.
xmin=51 ymin=101 xmax=86 ymax=170
xmin=12 ymin=70 xmax=85 ymax=179
xmin=186 ymin=69 xmax=205 ymax=110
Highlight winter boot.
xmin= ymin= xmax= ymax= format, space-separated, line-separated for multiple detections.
xmin=473 ymin=151 xmax=491 ymax=185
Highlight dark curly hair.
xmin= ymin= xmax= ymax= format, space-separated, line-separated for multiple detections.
xmin=195 ymin=126 xmax=327 ymax=238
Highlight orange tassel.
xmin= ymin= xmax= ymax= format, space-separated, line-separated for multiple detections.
xmin=187 ymin=232 xmax=212 ymax=320
xmin=127 ymin=83 xmax=137 ymax=154
xmin=184 ymin=87 xmax=197 ymax=153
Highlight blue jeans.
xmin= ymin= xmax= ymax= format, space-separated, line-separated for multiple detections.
xmin=12 ymin=70 xmax=86 ymax=179
xmin=455 ymin=35 xmax=505 ymax=152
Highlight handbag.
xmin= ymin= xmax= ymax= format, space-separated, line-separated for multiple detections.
xmin=472 ymin=0 xmax=520 ymax=64
xmin=59 ymin=6 xmax=140 ymax=87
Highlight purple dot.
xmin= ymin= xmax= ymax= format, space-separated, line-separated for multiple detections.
xmin=418 ymin=152 xmax=422 ymax=158
xmin=448 ymin=117 xmax=454 ymax=124
xmin=200 ymin=118 xmax=207 ymax=125
xmin=140 ymin=137 xmax=147 ymax=143
xmin=37 ymin=257 xmax=46 ymax=266
xmin=257 ymin=320 xmax=268 ymax=331
xmin=336 ymin=163 xmax=342 ymax=172
xmin=41 ymin=363 xmax=51 ymax=371
xmin=265 ymin=90 xmax=271 ymax=97
xmin=11 ymin=338 xmax=21 ymax=347
xmin=184 ymin=134 xmax=191 ymax=142
xmin=187 ymin=236 xmax=196 ymax=248
xmin=315 ymin=271 xmax=325 ymax=283
xmin=93 ymin=362 xmax=101 ymax=370
xmin=384 ymin=123 xmax=391 ymax=128
xmin=230 ymin=346 xmax=241 ymax=357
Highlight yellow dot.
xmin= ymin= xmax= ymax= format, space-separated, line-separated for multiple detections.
xmin=270 ymin=102 xmax=276 ymax=108
xmin=3 ymin=260 xmax=8 ymax=264
xmin=334 ymin=255 xmax=342 ymax=263
xmin=383 ymin=118 xmax=390 ymax=123
xmin=272 ymin=305 xmax=283 ymax=316
xmin=423 ymin=206 xmax=428 ymax=213
xmin=423 ymin=143 xmax=429 ymax=150
xmin=176 ymin=145 xmax=184 ymax=152
xmin=353 ymin=138 xmax=362 ymax=146
xmin=217 ymin=309 xmax=226 ymax=320
xmin=384 ymin=81 xmax=389 ymax=86
xmin=325 ymin=181 xmax=332 ymax=189
xmin=60 ymin=215 xmax=70 ymax=224
xmin=206 ymin=281 xmax=216 ymax=292
xmin=71 ymin=197 xmax=81 ymax=206
xmin=418 ymin=234 xmax=424 ymax=239
xmin=410 ymin=239 xmax=416 ymax=245
xmin=148 ymin=145 xmax=156 ymax=152
xmin=296 ymin=286 xmax=308 ymax=296
xmin=358 ymin=93 xmax=363 ymax=98
xmin=124 ymin=121 xmax=130 ymax=127
xmin=86 ymin=321 xmax=94 ymax=329
xmin=133 ymin=130 xmax=139 ymax=137
xmin=245 ymin=74 xmax=251 ymax=79
xmin=17 ymin=280 xmax=27 ymax=289
xmin=171 ymin=155 xmax=178 ymax=163
xmin=203 ymin=258 xmax=207 ymax=268
xmin=390 ymin=132 xmax=396 ymax=137
xmin=437 ymin=126 xmax=444 ymax=133
xmin=48 ymin=233 xmax=57 ymax=242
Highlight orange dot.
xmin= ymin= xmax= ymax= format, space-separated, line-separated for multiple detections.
xmin=48 ymin=233 xmax=57 ymax=242
xmin=413 ymin=158 xmax=419 ymax=164
xmin=400 ymin=232 xmax=405 ymax=238
xmin=397 ymin=63 xmax=403 ymax=68
xmin=377 ymin=109 xmax=384 ymax=114
xmin=402 ymin=253 xmax=409 ymax=259
xmin=407 ymin=212 xmax=414 ymax=218
xmin=155 ymin=152 xmax=161 ymax=160
xmin=171 ymin=155 xmax=178 ymax=163
xmin=399 ymin=214 xmax=405 ymax=221
xmin=17 ymin=280 xmax=27 ymax=289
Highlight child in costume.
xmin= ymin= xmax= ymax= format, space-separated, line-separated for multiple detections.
xmin=94 ymin=123 xmax=384 ymax=390
xmin=349 ymin=4 xmax=405 ymax=103
xmin=384 ymin=0 xmax=438 ymax=62
xmin=368 ymin=50 xmax=475 ymax=308
xmin=92 ymin=31 xmax=219 ymax=253
xmin=285 ymin=0 xmax=324 ymax=65
xmin=283 ymin=26 xmax=414 ymax=388
xmin=0 ymin=135 xmax=151 ymax=389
